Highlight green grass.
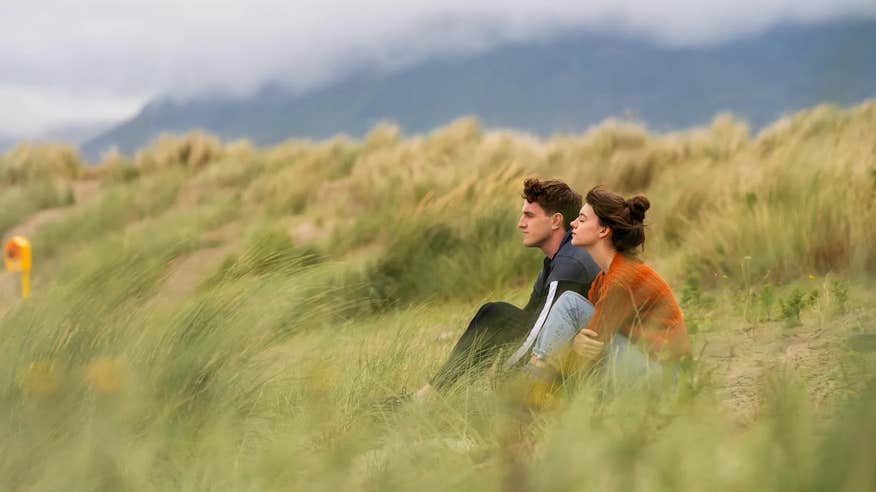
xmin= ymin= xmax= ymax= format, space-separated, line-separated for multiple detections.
xmin=0 ymin=180 xmax=75 ymax=237
xmin=1 ymin=102 xmax=875 ymax=490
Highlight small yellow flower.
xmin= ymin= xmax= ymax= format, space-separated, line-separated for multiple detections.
xmin=20 ymin=361 xmax=60 ymax=397
xmin=84 ymin=357 xmax=126 ymax=395
xmin=808 ymin=274 xmax=817 ymax=280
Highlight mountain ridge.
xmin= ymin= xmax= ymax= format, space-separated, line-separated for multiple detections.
xmin=82 ymin=18 xmax=876 ymax=161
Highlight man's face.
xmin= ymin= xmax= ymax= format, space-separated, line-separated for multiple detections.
xmin=570 ymin=203 xmax=605 ymax=247
xmin=517 ymin=200 xmax=556 ymax=248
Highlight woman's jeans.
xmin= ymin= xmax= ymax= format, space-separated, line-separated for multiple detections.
xmin=531 ymin=291 xmax=667 ymax=384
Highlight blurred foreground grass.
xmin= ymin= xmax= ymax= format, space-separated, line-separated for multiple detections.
xmin=1 ymin=102 xmax=875 ymax=490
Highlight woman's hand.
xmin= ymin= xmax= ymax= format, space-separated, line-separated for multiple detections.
xmin=572 ymin=329 xmax=604 ymax=362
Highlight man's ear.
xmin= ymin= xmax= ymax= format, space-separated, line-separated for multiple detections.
xmin=551 ymin=212 xmax=564 ymax=230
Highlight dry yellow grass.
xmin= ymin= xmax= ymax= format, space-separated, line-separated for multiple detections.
xmin=0 ymin=101 xmax=874 ymax=491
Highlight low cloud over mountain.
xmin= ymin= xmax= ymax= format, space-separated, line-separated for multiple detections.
xmin=82 ymin=19 xmax=876 ymax=160
xmin=3 ymin=0 xmax=876 ymax=141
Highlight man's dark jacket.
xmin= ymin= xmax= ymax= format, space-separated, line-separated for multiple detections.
xmin=504 ymin=230 xmax=601 ymax=367
xmin=430 ymin=230 xmax=601 ymax=388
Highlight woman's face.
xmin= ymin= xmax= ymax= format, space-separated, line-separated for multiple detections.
xmin=570 ymin=203 xmax=607 ymax=247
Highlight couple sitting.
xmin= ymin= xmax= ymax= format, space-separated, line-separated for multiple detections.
xmin=412 ymin=177 xmax=690 ymax=402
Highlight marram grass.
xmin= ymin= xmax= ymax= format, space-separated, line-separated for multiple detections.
xmin=0 ymin=101 xmax=875 ymax=490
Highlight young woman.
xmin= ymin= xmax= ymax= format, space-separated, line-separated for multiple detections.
xmin=524 ymin=185 xmax=690 ymax=386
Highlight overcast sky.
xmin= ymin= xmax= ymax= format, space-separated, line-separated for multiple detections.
xmin=2 ymin=0 xmax=875 ymax=138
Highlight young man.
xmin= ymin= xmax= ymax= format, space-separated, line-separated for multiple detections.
xmin=413 ymin=177 xmax=601 ymax=400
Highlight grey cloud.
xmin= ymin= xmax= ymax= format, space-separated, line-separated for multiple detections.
xmin=2 ymin=0 xmax=875 ymax=136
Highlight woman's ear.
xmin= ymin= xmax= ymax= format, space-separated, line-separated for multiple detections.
xmin=598 ymin=225 xmax=611 ymax=239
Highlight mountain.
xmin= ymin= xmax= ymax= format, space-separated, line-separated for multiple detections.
xmin=0 ymin=135 xmax=17 ymax=154
xmin=82 ymin=19 xmax=876 ymax=161
xmin=38 ymin=121 xmax=116 ymax=146
xmin=1 ymin=121 xmax=115 ymax=154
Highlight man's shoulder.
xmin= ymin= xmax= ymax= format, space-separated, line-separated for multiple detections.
xmin=549 ymin=242 xmax=600 ymax=281
xmin=554 ymin=241 xmax=597 ymax=268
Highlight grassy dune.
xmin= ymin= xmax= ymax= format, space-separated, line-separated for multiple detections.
xmin=1 ymin=102 xmax=875 ymax=490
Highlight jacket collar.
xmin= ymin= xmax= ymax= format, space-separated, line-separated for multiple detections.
xmin=549 ymin=230 xmax=574 ymax=260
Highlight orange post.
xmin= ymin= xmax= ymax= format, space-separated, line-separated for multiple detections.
xmin=4 ymin=236 xmax=32 ymax=298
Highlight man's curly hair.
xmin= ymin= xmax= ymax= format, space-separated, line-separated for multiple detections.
xmin=522 ymin=177 xmax=582 ymax=231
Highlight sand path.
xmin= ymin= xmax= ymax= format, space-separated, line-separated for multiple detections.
xmin=699 ymin=307 xmax=872 ymax=425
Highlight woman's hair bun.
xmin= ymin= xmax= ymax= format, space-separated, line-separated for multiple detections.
xmin=627 ymin=195 xmax=650 ymax=223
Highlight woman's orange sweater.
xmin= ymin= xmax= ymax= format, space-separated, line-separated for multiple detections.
xmin=585 ymin=253 xmax=690 ymax=360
